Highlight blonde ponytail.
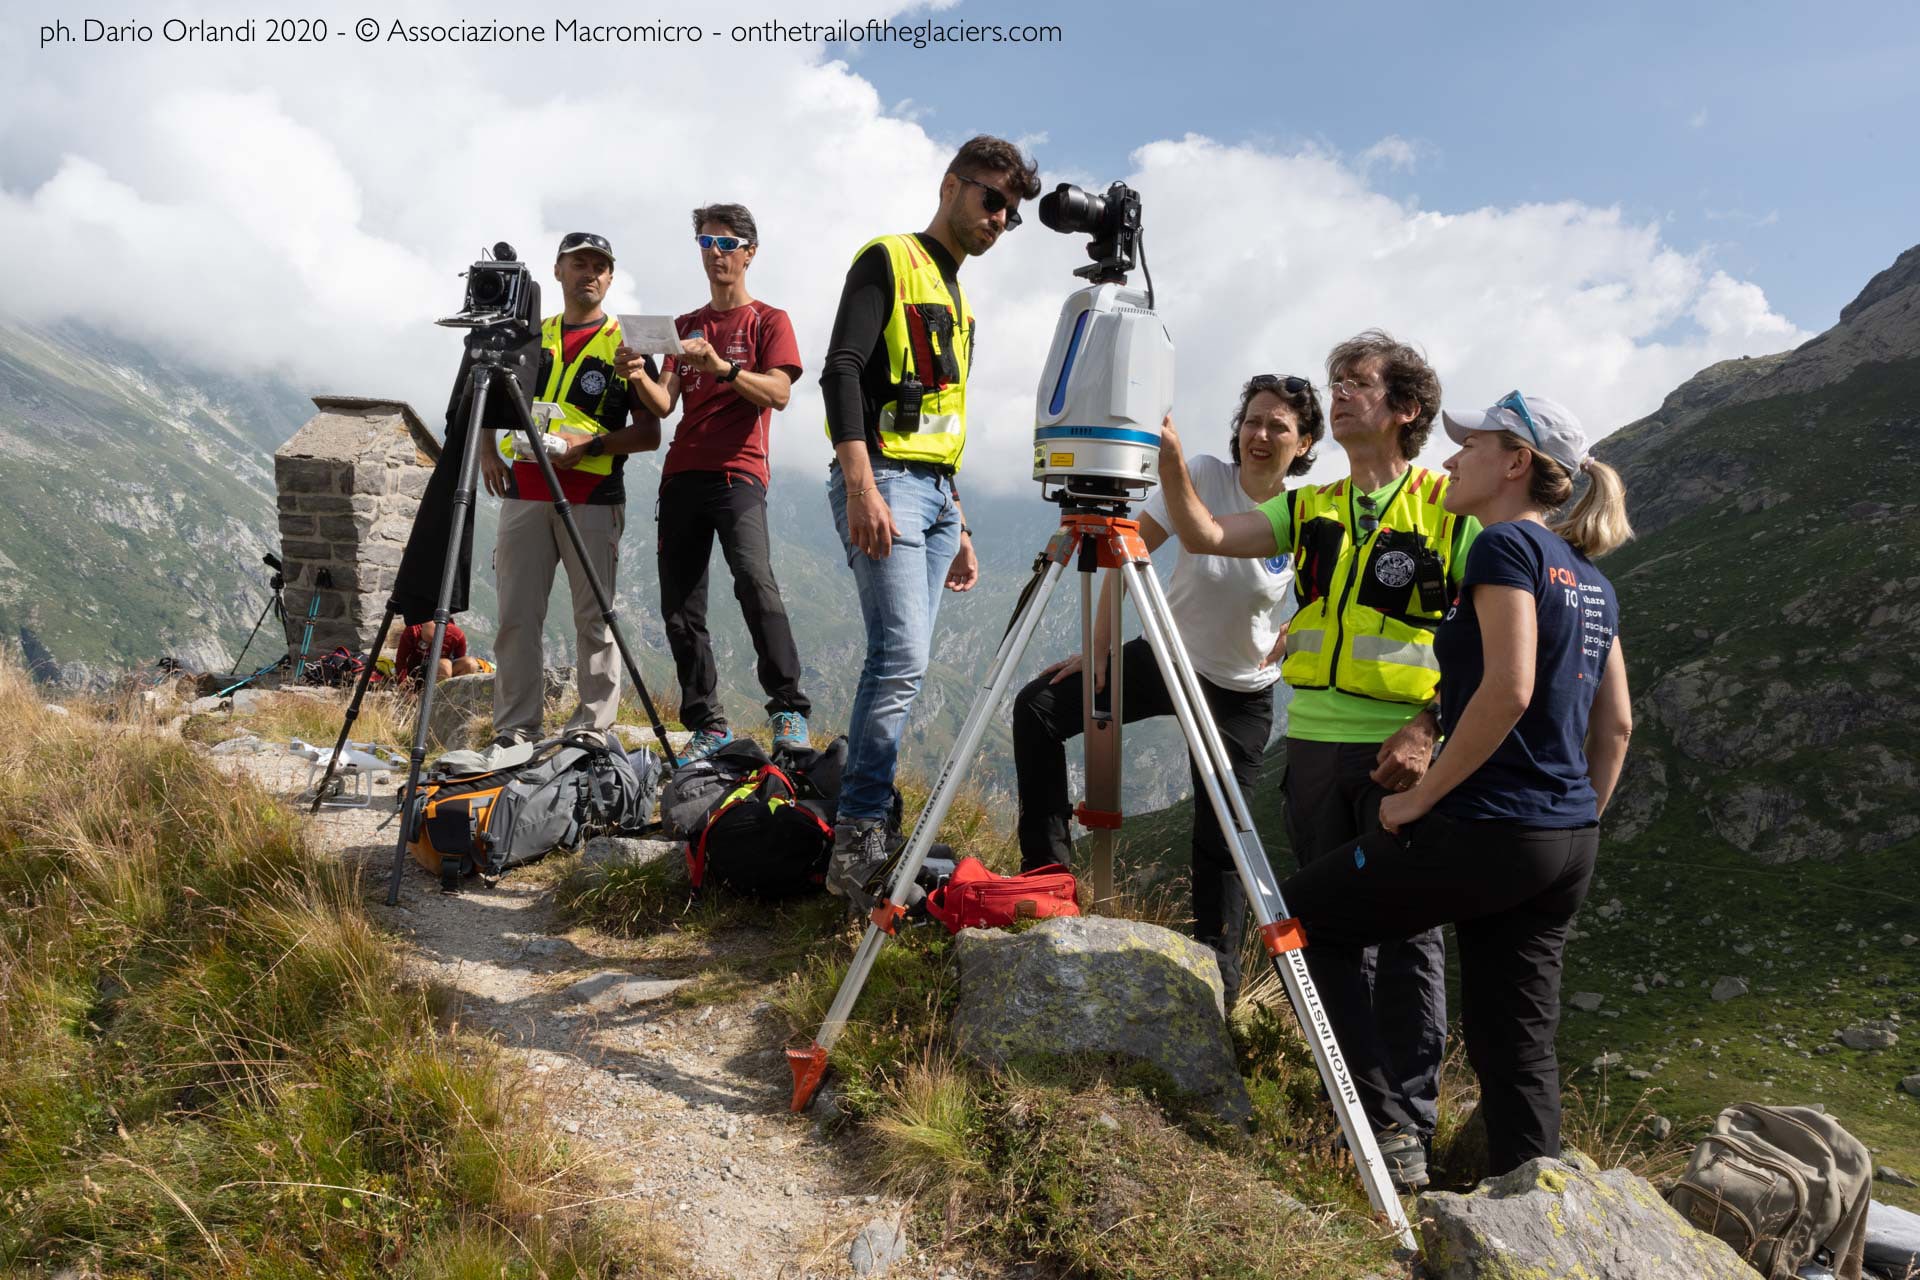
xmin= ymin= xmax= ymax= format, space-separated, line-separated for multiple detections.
xmin=1551 ymin=458 xmax=1632 ymax=558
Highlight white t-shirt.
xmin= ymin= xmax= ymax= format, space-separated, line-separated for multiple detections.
xmin=1140 ymin=454 xmax=1296 ymax=692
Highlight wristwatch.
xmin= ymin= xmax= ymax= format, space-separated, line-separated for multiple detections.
xmin=718 ymin=359 xmax=742 ymax=383
xmin=586 ymin=436 xmax=607 ymax=458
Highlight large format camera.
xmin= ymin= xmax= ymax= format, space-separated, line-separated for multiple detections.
xmin=439 ymin=242 xmax=538 ymax=331
xmin=1031 ymin=182 xmax=1173 ymax=505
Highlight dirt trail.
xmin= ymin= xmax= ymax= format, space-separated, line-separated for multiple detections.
xmin=213 ymin=742 xmax=998 ymax=1280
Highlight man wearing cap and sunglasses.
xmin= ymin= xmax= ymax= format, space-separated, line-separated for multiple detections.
xmin=622 ymin=204 xmax=811 ymax=761
xmin=1154 ymin=329 xmax=1477 ymax=1189
xmin=819 ymin=134 xmax=1041 ymax=905
xmin=481 ymin=231 xmax=661 ymax=747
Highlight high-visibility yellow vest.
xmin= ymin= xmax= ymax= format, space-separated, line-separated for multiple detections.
xmin=1280 ymin=467 xmax=1469 ymax=705
xmin=825 ymin=234 xmax=974 ymax=471
xmin=500 ymin=315 xmax=627 ymax=476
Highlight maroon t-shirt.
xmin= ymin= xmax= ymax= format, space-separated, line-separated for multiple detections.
xmin=663 ymin=300 xmax=803 ymax=485
xmin=395 ymin=622 xmax=467 ymax=681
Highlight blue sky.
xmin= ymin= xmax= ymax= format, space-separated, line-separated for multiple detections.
xmin=844 ymin=0 xmax=1920 ymax=331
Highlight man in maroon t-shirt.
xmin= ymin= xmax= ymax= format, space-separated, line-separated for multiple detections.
xmin=623 ymin=203 xmax=810 ymax=758
xmin=394 ymin=620 xmax=481 ymax=683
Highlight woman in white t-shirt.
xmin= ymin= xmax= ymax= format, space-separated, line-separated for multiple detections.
xmin=1011 ymin=374 xmax=1324 ymax=1004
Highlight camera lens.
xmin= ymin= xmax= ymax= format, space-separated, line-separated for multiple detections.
xmin=470 ymin=269 xmax=508 ymax=306
xmin=1039 ymin=183 xmax=1108 ymax=236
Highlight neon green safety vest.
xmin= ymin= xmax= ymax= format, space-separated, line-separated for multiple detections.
xmin=1280 ymin=467 xmax=1470 ymax=705
xmin=826 ymin=234 xmax=974 ymax=470
xmin=500 ymin=315 xmax=627 ymax=476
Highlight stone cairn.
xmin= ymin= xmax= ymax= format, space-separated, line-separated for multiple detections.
xmin=272 ymin=397 xmax=437 ymax=662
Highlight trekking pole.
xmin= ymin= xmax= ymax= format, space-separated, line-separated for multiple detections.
xmin=289 ymin=567 xmax=331 ymax=683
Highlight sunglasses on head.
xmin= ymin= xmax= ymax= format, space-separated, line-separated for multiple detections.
xmin=558 ymin=232 xmax=613 ymax=260
xmin=1249 ymin=374 xmax=1316 ymax=399
xmin=696 ymin=234 xmax=752 ymax=253
xmin=955 ymin=173 xmax=1023 ymax=229
xmin=1494 ymin=390 xmax=1545 ymax=450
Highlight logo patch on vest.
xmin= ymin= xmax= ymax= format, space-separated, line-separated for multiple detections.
xmin=578 ymin=370 xmax=607 ymax=397
xmin=1373 ymin=549 xmax=1417 ymax=589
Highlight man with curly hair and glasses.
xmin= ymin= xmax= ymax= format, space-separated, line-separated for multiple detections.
xmin=1155 ymin=330 xmax=1478 ymax=1191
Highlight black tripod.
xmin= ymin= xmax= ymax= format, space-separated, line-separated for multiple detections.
xmin=308 ymin=322 xmax=682 ymax=905
xmin=231 ymin=553 xmax=286 ymax=673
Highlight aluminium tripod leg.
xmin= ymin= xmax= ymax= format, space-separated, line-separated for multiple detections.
xmin=787 ymin=548 xmax=1073 ymax=1111
xmin=386 ymin=366 xmax=493 ymax=906
xmin=502 ymin=387 xmax=680 ymax=771
xmin=1123 ymin=559 xmax=1415 ymax=1249
xmin=1078 ymin=564 xmax=1125 ymax=908
xmin=311 ymin=607 xmax=397 ymax=814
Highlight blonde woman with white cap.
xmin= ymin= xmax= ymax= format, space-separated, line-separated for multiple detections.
xmin=1277 ymin=389 xmax=1635 ymax=1181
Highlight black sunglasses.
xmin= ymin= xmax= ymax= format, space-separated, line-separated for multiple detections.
xmin=1249 ymin=374 xmax=1316 ymax=398
xmin=557 ymin=231 xmax=613 ymax=261
xmin=955 ymin=173 xmax=1022 ymax=229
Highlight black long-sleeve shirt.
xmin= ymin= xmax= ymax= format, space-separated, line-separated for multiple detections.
xmin=821 ymin=233 xmax=962 ymax=452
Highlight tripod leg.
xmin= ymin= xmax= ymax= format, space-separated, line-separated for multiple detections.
xmin=386 ymin=367 xmax=493 ymax=906
xmin=311 ymin=608 xmax=397 ymax=815
xmin=787 ymin=549 xmax=1072 ymax=1111
xmin=1079 ymin=564 xmax=1124 ymax=908
xmin=501 ymin=385 xmax=680 ymax=771
xmin=1123 ymin=560 xmax=1415 ymax=1248
xmin=231 ymin=592 xmax=277 ymax=674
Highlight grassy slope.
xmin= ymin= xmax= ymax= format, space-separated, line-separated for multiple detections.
xmin=1111 ymin=360 xmax=1920 ymax=1207
xmin=0 ymin=670 xmax=670 ymax=1276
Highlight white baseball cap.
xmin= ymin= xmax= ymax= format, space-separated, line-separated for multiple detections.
xmin=1442 ymin=391 xmax=1589 ymax=475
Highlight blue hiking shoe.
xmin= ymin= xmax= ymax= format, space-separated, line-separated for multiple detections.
xmin=681 ymin=726 xmax=734 ymax=763
xmin=770 ymin=711 xmax=811 ymax=750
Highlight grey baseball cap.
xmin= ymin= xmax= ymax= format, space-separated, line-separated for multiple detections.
xmin=1442 ymin=390 xmax=1589 ymax=474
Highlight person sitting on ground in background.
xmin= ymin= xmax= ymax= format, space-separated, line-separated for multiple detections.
xmin=1156 ymin=331 xmax=1472 ymax=1179
xmin=624 ymin=203 xmax=812 ymax=761
xmin=1011 ymin=374 xmax=1322 ymax=1007
xmin=1278 ymin=391 xmax=1634 ymax=1185
xmin=394 ymin=619 xmax=482 ymax=683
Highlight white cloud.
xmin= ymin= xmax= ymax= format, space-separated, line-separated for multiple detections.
xmin=1689 ymin=108 xmax=1709 ymax=129
xmin=0 ymin=2 xmax=1810 ymax=494
xmin=1359 ymin=135 xmax=1420 ymax=173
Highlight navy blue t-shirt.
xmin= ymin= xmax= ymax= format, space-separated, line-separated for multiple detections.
xmin=1432 ymin=520 xmax=1619 ymax=826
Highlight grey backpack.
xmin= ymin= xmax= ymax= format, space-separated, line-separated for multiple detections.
xmin=409 ymin=729 xmax=659 ymax=886
xmin=1668 ymin=1102 xmax=1874 ymax=1280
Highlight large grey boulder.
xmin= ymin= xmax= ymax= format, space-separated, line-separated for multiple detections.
xmin=950 ymin=916 xmax=1249 ymax=1123
xmin=1419 ymin=1158 xmax=1755 ymax=1279
xmin=425 ymin=672 xmax=494 ymax=749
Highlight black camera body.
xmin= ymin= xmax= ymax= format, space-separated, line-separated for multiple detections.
xmin=439 ymin=242 xmax=538 ymax=332
xmin=1039 ymin=181 xmax=1143 ymax=284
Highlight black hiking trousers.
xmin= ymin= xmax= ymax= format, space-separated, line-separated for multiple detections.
xmin=657 ymin=471 xmax=811 ymax=733
xmin=1011 ymin=635 xmax=1274 ymax=1004
xmin=1284 ymin=738 xmax=1449 ymax=1142
xmin=1280 ymin=813 xmax=1598 ymax=1176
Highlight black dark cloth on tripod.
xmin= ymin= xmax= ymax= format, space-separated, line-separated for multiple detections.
xmin=391 ymin=330 xmax=542 ymax=626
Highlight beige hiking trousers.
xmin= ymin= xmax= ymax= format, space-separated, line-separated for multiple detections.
xmin=491 ymin=498 xmax=624 ymax=742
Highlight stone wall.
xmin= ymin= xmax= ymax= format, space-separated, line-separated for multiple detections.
xmin=272 ymin=397 xmax=439 ymax=659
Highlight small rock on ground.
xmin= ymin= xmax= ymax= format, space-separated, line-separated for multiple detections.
xmin=849 ymin=1218 xmax=909 ymax=1277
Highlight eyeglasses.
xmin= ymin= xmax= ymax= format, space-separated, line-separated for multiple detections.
xmin=1328 ymin=376 xmax=1380 ymax=399
xmin=955 ymin=173 xmax=1023 ymax=229
xmin=1494 ymin=390 xmax=1545 ymax=450
xmin=696 ymin=234 xmax=753 ymax=253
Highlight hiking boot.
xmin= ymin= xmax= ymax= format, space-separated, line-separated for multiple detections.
xmin=826 ymin=819 xmax=890 ymax=907
xmin=1375 ymin=1127 xmax=1430 ymax=1191
xmin=770 ymin=710 xmax=811 ymax=751
xmin=680 ymin=726 xmax=734 ymax=764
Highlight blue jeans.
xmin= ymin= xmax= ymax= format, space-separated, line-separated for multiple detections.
xmin=828 ymin=459 xmax=962 ymax=823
